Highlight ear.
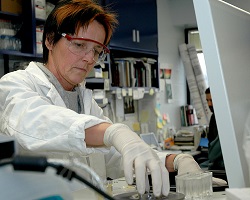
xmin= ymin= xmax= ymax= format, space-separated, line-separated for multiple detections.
xmin=45 ymin=38 xmax=53 ymax=50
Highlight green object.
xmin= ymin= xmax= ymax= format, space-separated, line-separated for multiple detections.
xmin=37 ymin=196 xmax=63 ymax=200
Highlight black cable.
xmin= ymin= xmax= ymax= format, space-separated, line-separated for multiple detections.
xmin=47 ymin=162 xmax=115 ymax=200
xmin=12 ymin=155 xmax=47 ymax=172
xmin=0 ymin=155 xmax=115 ymax=200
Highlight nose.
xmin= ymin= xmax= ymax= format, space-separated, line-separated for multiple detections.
xmin=207 ymin=100 xmax=212 ymax=107
xmin=82 ymin=49 xmax=96 ymax=64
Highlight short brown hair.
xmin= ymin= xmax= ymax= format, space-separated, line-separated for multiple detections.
xmin=205 ymin=87 xmax=210 ymax=94
xmin=42 ymin=0 xmax=118 ymax=63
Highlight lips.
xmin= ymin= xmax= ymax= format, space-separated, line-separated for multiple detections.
xmin=74 ymin=66 xmax=88 ymax=73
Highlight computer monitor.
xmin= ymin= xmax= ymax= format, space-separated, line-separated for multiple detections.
xmin=140 ymin=133 xmax=160 ymax=149
xmin=193 ymin=0 xmax=250 ymax=188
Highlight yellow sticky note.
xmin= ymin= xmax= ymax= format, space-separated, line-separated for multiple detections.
xmin=149 ymin=88 xmax=154 ymax=95
xmin=140 ymin=110 xmax=149 ymax=123
xmin=155 ymin=108 xmax=161 ymax=117
xmin=133 ymin=122 xmax=140 ymax=131
xmin=162 ymin=120 xmax=166 ymax=126
xmin=157 ymin=122 xmax=163 ymax=129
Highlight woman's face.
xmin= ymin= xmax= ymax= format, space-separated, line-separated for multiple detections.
xmin=45 ymin=20 xmax=106 ymax=91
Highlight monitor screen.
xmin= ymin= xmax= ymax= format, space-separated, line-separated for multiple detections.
xmin=140 ymin=133 xmax=160 ymax=149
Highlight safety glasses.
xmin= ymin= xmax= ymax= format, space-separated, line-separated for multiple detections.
xmin=61 ymin=33 xmax=110 ymax=64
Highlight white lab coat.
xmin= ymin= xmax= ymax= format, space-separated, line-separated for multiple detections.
xmin=0 ymin=62 xmax=168 ymax=188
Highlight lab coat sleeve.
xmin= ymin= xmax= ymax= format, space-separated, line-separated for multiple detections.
xmin=156 ymin=150 xmax=171 ymax=166
xmin=0 ymin=65 xmax=111 ymax=155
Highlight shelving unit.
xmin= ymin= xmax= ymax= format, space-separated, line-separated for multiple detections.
xmin=108 ymin=50 xmax=159 ymax=90
xmin=0 ymin=0 xmax=46 ymax=74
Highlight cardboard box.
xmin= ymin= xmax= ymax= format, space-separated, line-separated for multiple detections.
xmin=35 ymin=0 xmax=46 ymax=20
xmin=35 ymin=7 xmax=46 ymax=20
xmin=1 ymin=0 xmax=22 ymax=15
xmin=87 ymin=68 xmax=103 ymax=78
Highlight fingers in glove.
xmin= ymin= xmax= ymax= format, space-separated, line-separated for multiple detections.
xmin=174 ymin=154 xmax=202 ymax=175
xmin=145 ymin=173 xmax=150 ymax=193
xmin=147 ymin=160 xmax=163 ymax=197
xmin=123 ymin=155 xmax=135 ymax=185
xmin=160 ymin=163 xmax=170 ymax=197
xmin=149 ymin=161 xmax=170 ymax=197
xmin=212 ymin=177 xmax=228 ymax=186
xmin=134 ymin=159 xmax=147 ymax=194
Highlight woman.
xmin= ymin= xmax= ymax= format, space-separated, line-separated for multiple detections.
xmin=0 ymin=0 xmax=202 ymax=197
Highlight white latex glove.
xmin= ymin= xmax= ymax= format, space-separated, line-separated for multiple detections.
xmin=173 ymin=154 xmax=201 ymax=175
xmin=104 ymin=123 xmax=170 ymax=197
xmin=173 ymin=154 xmax=227 ymax=186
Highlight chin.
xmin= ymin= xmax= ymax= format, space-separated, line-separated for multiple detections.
xmin=77 ymin=77 xmax=86 ymax=84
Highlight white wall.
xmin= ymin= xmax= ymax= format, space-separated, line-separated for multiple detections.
xmin=168 ymin=0 xmax=197 ymax=27
xmin=156 ymin=0 xmax=188 ymax=131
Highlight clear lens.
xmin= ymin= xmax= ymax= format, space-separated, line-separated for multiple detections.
xmin=61 ymin=33 xmax=109 ymax=64
xmin=97 ymin=50 xmax=107 ymax=63
xmin=68 ymin=40 xmax=107 ymax=64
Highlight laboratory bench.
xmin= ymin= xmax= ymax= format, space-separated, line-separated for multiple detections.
xmin=0 ymin=164 xmax=229 ymax=199
xmin=72 ymin=177 xmax=228 ymax=200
